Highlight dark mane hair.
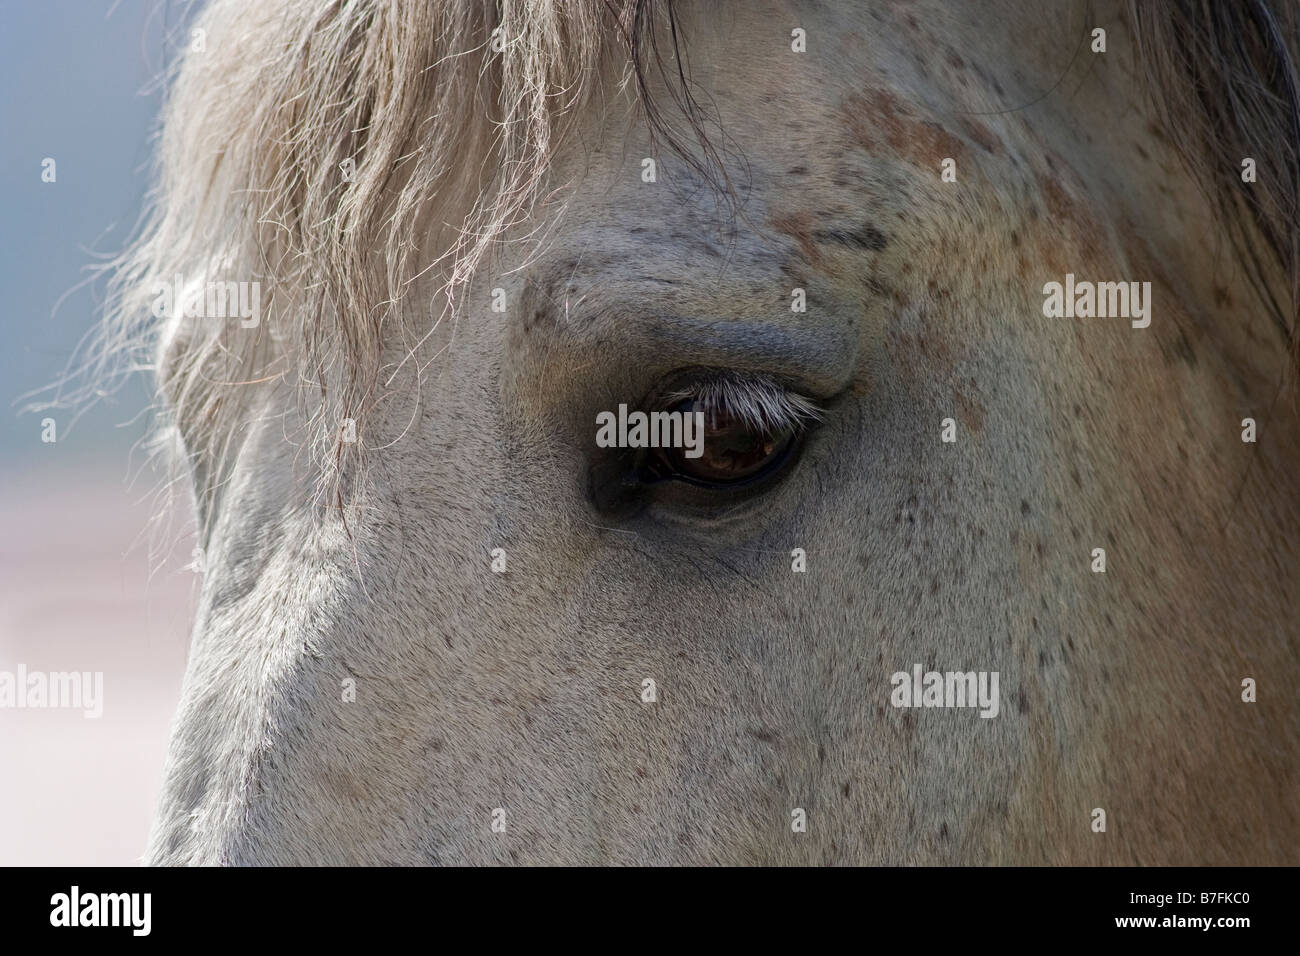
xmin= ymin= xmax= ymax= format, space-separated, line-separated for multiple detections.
xmin=1132 ymin=0 xmax=1300 ymax=375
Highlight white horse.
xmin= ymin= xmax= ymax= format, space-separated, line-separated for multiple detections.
xmin=87 ymin=0 xmax=1300 ymax=863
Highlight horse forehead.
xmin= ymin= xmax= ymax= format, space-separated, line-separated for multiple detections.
xmin=554 ymin=1 xmax=1097 ymax=249
xmin=524 ymin=1 xmax=1142 ymax=366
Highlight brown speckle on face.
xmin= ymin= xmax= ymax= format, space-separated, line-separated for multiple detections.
xmin=770 ymin=210 xmax=825 ymax=268
xmin=959 ymin=116 xmax=1003 ymax=156
xmin=1030 ymin=156 xmax=1109 ymax=270
xmin=841 ymin=88 xmax=967 ymax=169
xmin=954 ymin=386 xmax=986 ymax=433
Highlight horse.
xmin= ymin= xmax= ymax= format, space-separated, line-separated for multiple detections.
xmin=88 ymin=0 xmax=1299 ymax=864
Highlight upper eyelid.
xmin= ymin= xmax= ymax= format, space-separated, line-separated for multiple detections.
xmin=587 ymin=305 xmax=861 ymax=399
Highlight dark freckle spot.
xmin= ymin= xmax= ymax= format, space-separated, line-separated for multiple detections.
xmin=958 ymin=116 xmax=1002 ymax=156
xmin=1135 ymin=143 xmax=1149 ymax=160
xmin=946 ymin=49 xmax=965 ymax=70
xmin=1038 ymin=650 xmax=1049 ymax=669
xmin=815 ymin=224 xmax=888 ymax=251
xmin=818 ymin=743 xmax=827 ymax=763
xmin=842 ymin=781 xmax=851 ymax=797
xmin=1016 ymin=694 xmax=1029 ymax=714
xmin=1171 ymin=327 xmax=1197 ymax=367
xmin=1032 ymin=616 xmax=1039 ymax=630
xmin=445 ymin=635 xmax=453 ymax=649
xmin=1213 ymin=286 xmax=1231 ymax=307
xmin=787 ymin=165 xmax=809 ymax=175
xmin=939 ymin=822 xmax=950 ymax=840
xmin=780 ymin=262 xmax=810 ymax=288
xmin=748 ymin=727 xmax=779 ymax=744
xmin=1020 ymin=499 xmax=1031 ymax=516
xmin=524 ymin=308 xmax=550 ymax=333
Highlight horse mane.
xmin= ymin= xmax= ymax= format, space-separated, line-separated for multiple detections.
xmin=57 ymin=0 xmax=710 ymax=526
xmin=54 ymin=0 xmax=1300 ymax=525
xmin=1131 ymin=0 xmax=1300 ymax=369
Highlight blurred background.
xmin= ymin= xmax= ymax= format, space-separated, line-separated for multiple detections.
xmin=0 ymin=1 xmax=196 ymax=865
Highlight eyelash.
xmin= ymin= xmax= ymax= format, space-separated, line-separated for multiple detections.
xmin=585 ymin=368 xmax=825 ymax=516
xmin=659 ymin=375 xmax=824 ymax=436
xmin=633 ymin=373 xmax=821 ymax=490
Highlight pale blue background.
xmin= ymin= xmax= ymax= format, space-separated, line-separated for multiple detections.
xmin=0 ymin=4 xmax=201 ymax=865
xmin=1 ymin=0 xmax=180 ymax=474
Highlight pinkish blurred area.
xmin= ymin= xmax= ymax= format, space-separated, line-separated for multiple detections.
xmin=0 ymin=464 xmax=195 ymax=865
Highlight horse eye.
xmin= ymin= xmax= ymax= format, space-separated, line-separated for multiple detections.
xmin=654 ymin=398 xmax=800 ymax=487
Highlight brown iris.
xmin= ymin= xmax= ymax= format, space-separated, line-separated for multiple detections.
xmin=660 ymin=399 xmax=798 ymax=486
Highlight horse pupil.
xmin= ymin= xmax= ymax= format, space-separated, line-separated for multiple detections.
xmin=678 ymin=418 xmax=788 ymax=483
